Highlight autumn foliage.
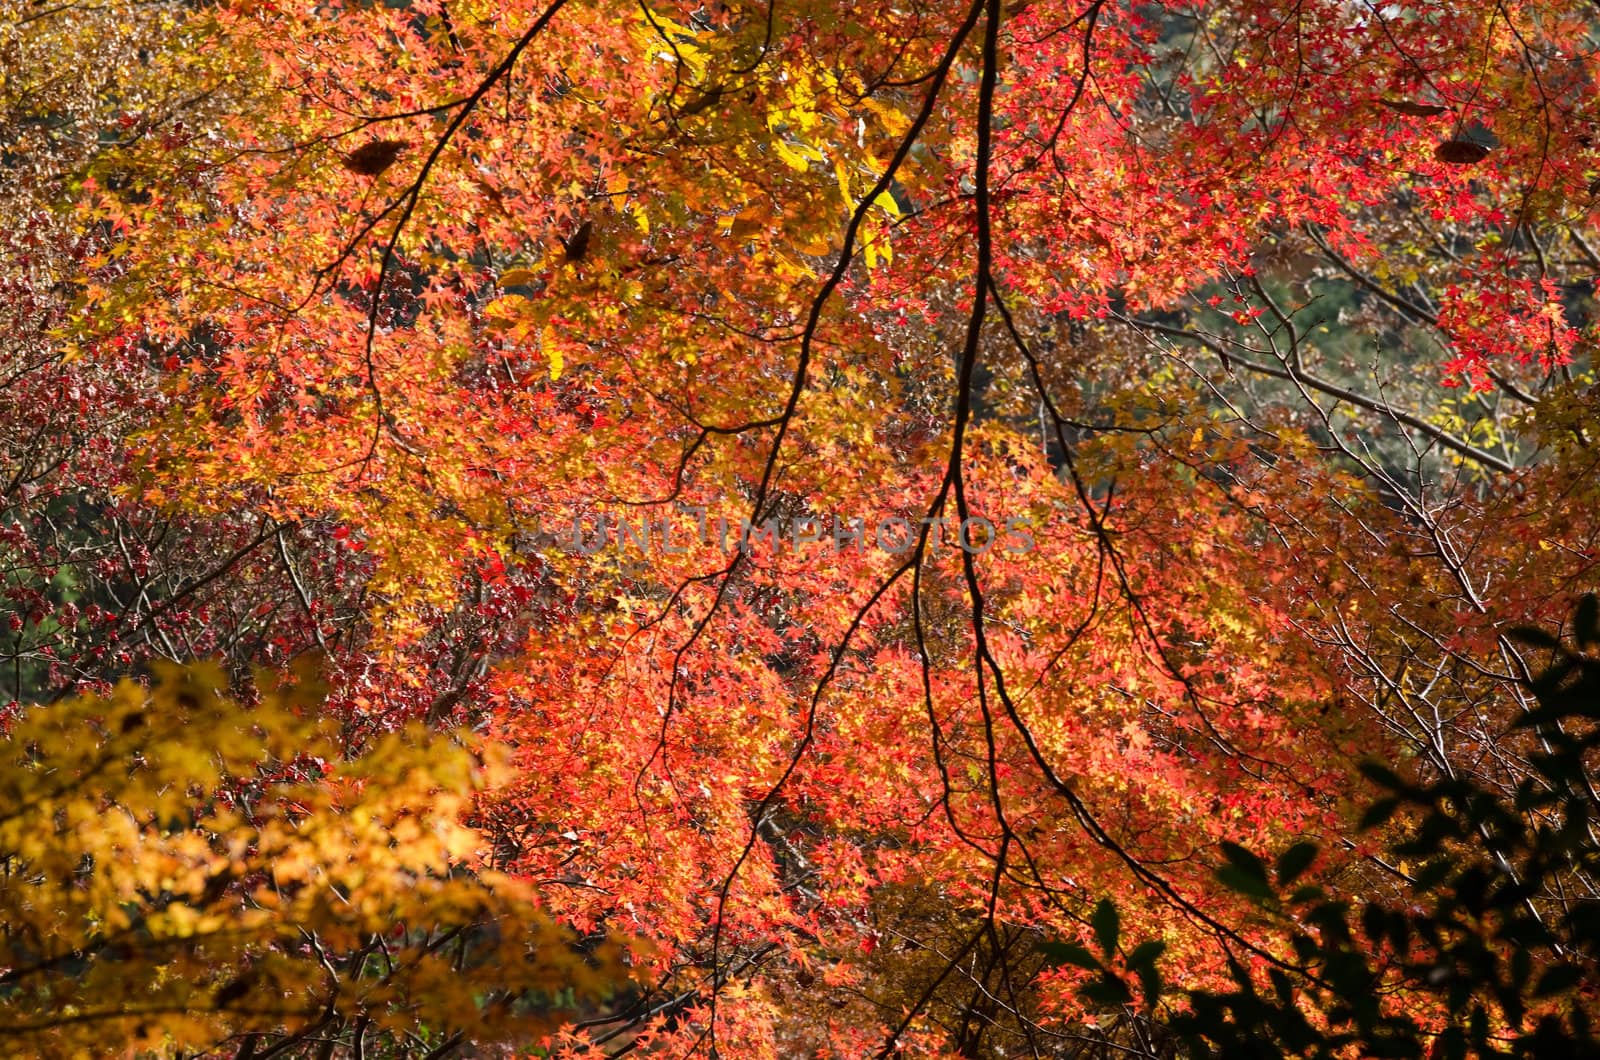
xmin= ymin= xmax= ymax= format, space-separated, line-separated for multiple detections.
xmin=0 ymin=660 xmax=629 ymax=1056
xmin=3 ymin=0 xmax=1600 ymax=1053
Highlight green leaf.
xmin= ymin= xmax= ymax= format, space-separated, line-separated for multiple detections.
xmin=1134 ymin=961 xmax=1162 ymax=1008
xmin=1125 ymin=940 xmax=1166 ymax=969
xmin=1036 ymin=940 xmax=1100 ymax=971
xmin=1216 ymin=842 xmax=1272 ymax=899
xmin=1080 ymin=972 xmax=1133 ymax=1007
xmin=1217 ymin=864 xmax=1274 ymax=901
xmin=1091 ymin=898 xmax=1120 ymax=958
xmin=1274 ymin=841 xmax=1319 ymax=886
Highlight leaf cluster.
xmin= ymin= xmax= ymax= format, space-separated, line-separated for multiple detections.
xmin=1049 ymin=595 xmax=1600 ymax=1058
xmin=0 ymin=660 xmax=631 ymax=1056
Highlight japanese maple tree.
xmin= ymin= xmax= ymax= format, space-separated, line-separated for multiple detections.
xmin=5 ymin=0 xmax=1600 ymax=1053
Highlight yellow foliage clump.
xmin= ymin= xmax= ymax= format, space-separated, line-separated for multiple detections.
xmin=0 ymin=660 xmax=632 ymax=1058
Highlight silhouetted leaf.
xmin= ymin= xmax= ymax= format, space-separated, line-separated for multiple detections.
xmin=563 ymin=220 xmax=594 ymax=262
xmin=1506 ymin=624 xmax=1561 ymax=650
xmin=1359 ymin=761 xmax=1404 ymax=789
xmin=1080 ymin=972 xmax=1133 ymax=1007
xmin=1434 ymin=139 xmax=1489 ymax=164
xmin=1275 ymin=841 xmax=1319 ymax=886
xmin=1380 ymin=99 xmax=1447 ymax=117
xmin=1126 ymin=940 xmax=1166 ymax=969
xmin=342 ymin=139 xmax=406 ymax=176
xmin=1534 ymin=964 xmax=1584 ymax=998
xmin=1092 ymin=898 xmax=1120 ymax=958
xmin=1037 ymin=939 xmax=1099 ymax=971
xmin=1360 ymin=797 xmax=1401 ymax=830
xmin=1576 ymin=594 xmax=1600 ymax=649
xmin=1217 ymin=842 xmax=1272 ymax=900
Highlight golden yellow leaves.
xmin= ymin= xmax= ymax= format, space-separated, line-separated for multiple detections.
xmin=543 ymin=323 xmax=566 ymax=381
xmin=499 ymin=267 xmax=541 ymax=288
xmin=0 ymin=661 xmax=635 ymax=1057
xmin=774 ymin=137 xmax=826 ymax=173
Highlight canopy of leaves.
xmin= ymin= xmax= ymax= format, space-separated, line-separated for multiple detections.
xmin=2 ymin=0 xmax=1600 ymax=1053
